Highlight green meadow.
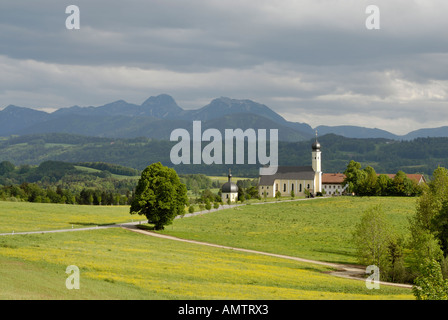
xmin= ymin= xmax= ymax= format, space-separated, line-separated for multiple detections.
xmin=0 ymin=228 xmax=412 ymax=300
xmin=0 ymin=201 xmax=142 ymax=234
xmin=0 ymin=197 xmax=415 ymax=299
xmin=161 ymin=197 xmax=417 ymax=265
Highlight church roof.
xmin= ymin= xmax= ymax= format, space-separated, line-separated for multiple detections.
xmin=221 ymin=181 xmax=238 ymax=193
xmin=258 ymin=166 xmax=315 ymax=185
xmin=221 ymin=170 xmax=238 ymax=193
xmin=312 ymin=140 xmax=321 ymax=151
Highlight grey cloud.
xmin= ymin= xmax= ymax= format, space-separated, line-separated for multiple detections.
xmin=0 ymin=1 xmax=447 ymax=134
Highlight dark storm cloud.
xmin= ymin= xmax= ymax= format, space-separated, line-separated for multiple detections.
xmin=0 ymin=0 xmax=447 ymax=134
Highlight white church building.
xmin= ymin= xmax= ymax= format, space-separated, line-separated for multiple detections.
xmin=258 ymin=136 xmax=322 ymax=198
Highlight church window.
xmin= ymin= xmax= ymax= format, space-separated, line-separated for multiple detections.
xmin=299 ymin=184 xmax=302 ymax=192
xmin=291 ymin=183 xmax=294 ymax=191
xmin=283 ymin=184 xmax=286 ymax=192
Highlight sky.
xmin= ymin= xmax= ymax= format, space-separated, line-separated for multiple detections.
xmin=0 ymin=0 xmax=447 ymax=135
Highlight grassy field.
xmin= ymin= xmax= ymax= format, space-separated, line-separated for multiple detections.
xmin=161 ymin=196 xmax=417 ymax=265
xmin=0 ymin=197 xmax=416 ymax=299
xmin=0 ymin=228 xmax=412 ymax=300
xmin=0 ymin=201 xmax=144 ymax=233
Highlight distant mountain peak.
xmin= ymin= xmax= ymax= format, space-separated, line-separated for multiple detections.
xmin=3 ymin=104 xmax=26 ymax=111
xmin=142 ymin=94 xmax=178 ymax=106
xmin=2 ymin=104 xmax=48 ymax=115
xmin=140 ymin=94 xmax=183 ymax=119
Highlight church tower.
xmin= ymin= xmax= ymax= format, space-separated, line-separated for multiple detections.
xmin=312 ymin=131 xmax=322 ymax=194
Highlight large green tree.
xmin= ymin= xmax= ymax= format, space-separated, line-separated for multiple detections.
xmin=130 ymin=162 xmax=188 ymax=230
xmin=359 ymin=166 xmax=378 ymax=196
xmin=344 ymin=160 xmax=363 ymax=194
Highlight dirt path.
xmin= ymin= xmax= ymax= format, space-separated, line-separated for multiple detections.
xmin=122 ymin=224 xmax=413 ymax=289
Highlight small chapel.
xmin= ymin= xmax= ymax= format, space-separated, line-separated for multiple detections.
xmin=221 ymin=170 xmax=239 ymax=203
xmin=258 ymin=135 xmax=322 ymax=198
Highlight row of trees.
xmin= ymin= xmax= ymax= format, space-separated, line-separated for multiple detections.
xmin=0 ymin=182 xmax=132 ymax=205
xmin=352 ymin=167 xmax=448 ymax=299
xmin=344 ymin=160 xmax=423 ymax=196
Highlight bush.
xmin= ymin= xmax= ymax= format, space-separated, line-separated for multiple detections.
xmin=413 ymin=259 xmax=448 ymax=300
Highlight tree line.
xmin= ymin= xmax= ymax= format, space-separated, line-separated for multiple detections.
xmin=0 ymin=182 xmax=132 ymax=205
xmin=344 ymin=160 xmax=423 ymax=196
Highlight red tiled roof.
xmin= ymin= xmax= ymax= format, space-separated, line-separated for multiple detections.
xmin=322 ymin=173 xmax=346 ymax=184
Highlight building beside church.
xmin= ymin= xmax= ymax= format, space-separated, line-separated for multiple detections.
xmin=322 ymin=173 xmax=347 ymax=196
xmin=221 ymin=170 xmax=239 ymax=203
xmin=258 ymin=136 xmax=322 ymax=198
xmin=321 ymin=173 xmax=426 ymax=196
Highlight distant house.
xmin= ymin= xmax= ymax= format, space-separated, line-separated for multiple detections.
xmin=322 ymin=173 xmax=347 ymax=196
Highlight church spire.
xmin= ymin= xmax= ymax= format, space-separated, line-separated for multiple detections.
xmin=312 ymin=130 xmax=321 ymax=151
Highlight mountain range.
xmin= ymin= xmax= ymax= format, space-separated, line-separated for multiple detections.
xmin=1 ymin=94 xmax=447 ymax=141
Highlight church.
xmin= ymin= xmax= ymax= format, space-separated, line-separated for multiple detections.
xmin=258 ymin=136 xmax=322 ymax=198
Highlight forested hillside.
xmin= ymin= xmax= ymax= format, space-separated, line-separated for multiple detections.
xmin=1 ymin=133 xmax=447 ymax=177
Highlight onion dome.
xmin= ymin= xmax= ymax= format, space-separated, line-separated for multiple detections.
xmin=312 ymin=130 xmax=321 ymax=151
xmin=221 ymin=170 xmax=238 ymax=193
xmin=312 ymin=140 xmax=321 ymax=151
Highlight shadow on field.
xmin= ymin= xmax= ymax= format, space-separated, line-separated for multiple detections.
xmin=136 ymin=224 xmax=156 ymax=231
xmin=312 ymin=248 xmax=359 ymax=265
xmin=68 ymin=222 xmax=117 ymax=227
